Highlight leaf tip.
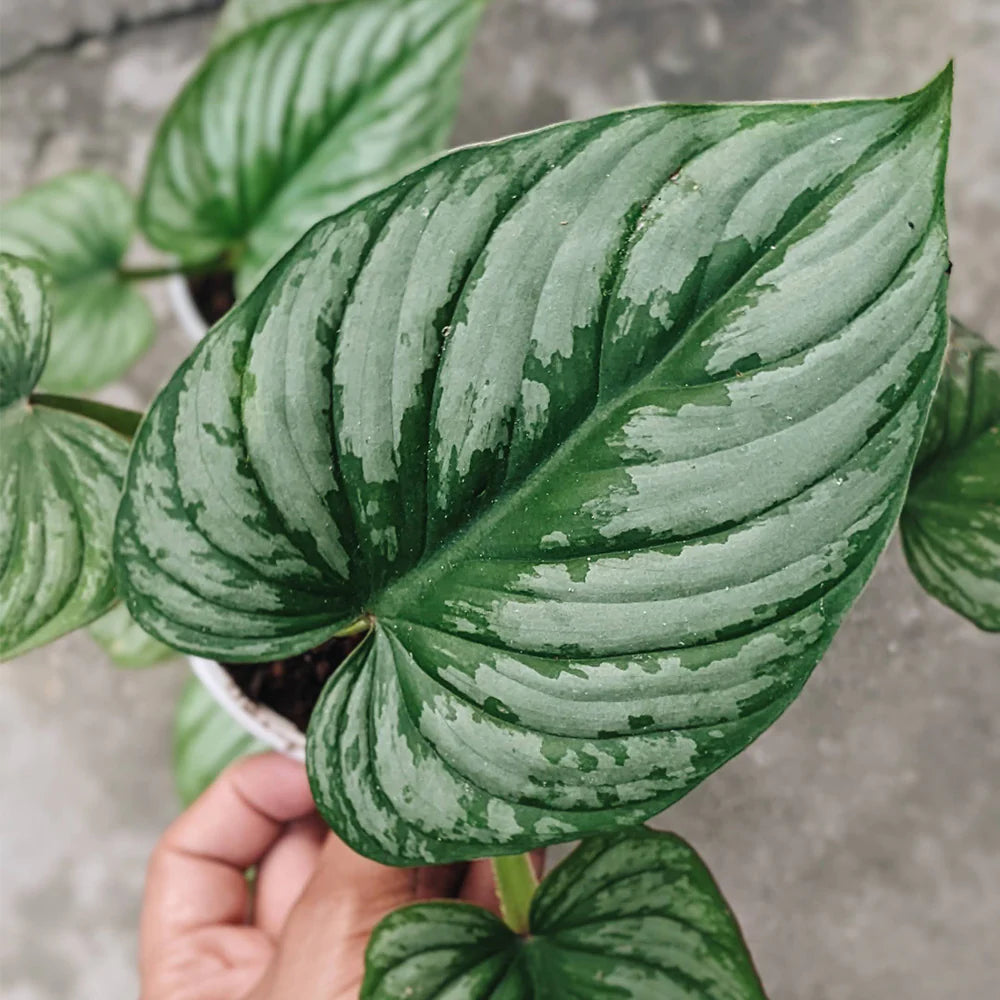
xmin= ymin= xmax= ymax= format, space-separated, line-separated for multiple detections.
xmin=916 ymin=61 xmax=954 ymax=110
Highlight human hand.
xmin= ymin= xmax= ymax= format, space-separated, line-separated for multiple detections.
xmin=140 ymin=753 xmax=521 ymax=1000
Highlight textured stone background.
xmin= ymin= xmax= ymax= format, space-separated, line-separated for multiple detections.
xmin=1 ymin=1 xmax=998 ymax=997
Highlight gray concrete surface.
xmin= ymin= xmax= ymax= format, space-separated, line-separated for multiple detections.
xmin=1 ymin=1 xmax=998 ymax=997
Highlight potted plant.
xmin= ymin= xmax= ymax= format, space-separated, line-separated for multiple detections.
xmin=3 ymin=35 xmax=998 ymax=987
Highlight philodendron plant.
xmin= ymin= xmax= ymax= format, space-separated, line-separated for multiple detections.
xmin=2 ymin=58 xmax=999 ymax=996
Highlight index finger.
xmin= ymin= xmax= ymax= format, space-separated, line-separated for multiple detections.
xmin=141 ymin=753 xmax=316 ymax=968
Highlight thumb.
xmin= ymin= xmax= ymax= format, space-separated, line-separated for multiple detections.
xmin=250 ymin=835 xmax=463 ymax=1000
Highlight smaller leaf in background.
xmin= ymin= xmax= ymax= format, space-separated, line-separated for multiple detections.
xmin=141 ymin=0 xmax=487 ymax=296
xmin=0 ymin=172 xmax=155 ymax=393
xmin=362 ymin=828 xmax=765 ymax=999
xmin=174 ymin=675 xmax=268 ymax=805
xmin=0 ymin=254 xmax=140 ymax=659
xmin=902 ymin=320 xmax=1000 ymax=630
xmin=212 ymin=0 xmax=338 ymax=47
xmin=89 ymin=603 xmax=178 ymax=668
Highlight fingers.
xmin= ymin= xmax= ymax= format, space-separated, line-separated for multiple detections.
xmin=295 ymin=834 xmax=464 ymax=921
xmin=145 ymin=925 xmax=274 ymax=1000
xmin=253 ymin=814 xmax=327 ymax=939
xmin=141 ymin=754 xmax=315 ymax=976
xmin=458 ymin=859 xmax=501 ymax=914
xmin=255 ymin=836 xmax=465 ymax=999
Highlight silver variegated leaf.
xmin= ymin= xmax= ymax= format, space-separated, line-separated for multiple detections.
xmin=1 ymin=254 xmax=139 ymax=659
xmin=362 ymin=828 xmax=765 ymax=999
xmin=141 ymin=0 xmax=487 ymax=295
xmin=212 ymin=0 xmax=338 ymax=47
xmin=0 ymin=172 xmax=155 ymax=393
xmin=0 ymin=253 xmax=49 ymax=408
xmin=902 ymin=320 xmax=1000 ymax=629
xmin=116 ymin=72 xmax=952 ymax=862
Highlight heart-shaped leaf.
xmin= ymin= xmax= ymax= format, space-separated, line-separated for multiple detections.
xmin=0 ymin=255 xmax=140 ymax=659
xmin=212 ymin=0 xmax=337 ymax=47
xmin=174 ymin=675 xmax=269 ymax=805
xmin=901 ymin=320 xmax=1000 ymax=629
xmin=362 ymin=828 xmax=765 ymax=999
xmin=141 ymin=0 xmax=487 ymax=296
xmin=89 ymin=603 xmax=177 ymax=667
xmin=115 ymin=72 xmax=952 ymax=863
xmin=0 ymin=172 xmax=155 ymax=393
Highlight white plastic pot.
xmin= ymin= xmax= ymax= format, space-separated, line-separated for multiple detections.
xmin=167 ymin=273 xmax=209 ymax=344
xmin=188 ymin=656 xmax=306 ymax=760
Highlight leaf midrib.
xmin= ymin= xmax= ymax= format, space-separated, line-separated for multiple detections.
xmin=533 ymin=936 xmax=757 ymax=998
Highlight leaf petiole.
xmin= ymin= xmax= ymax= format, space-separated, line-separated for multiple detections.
xmin=332 ymin=615 xmax=374 ymax=639
xmin=29 ymin=393 xmax=143 ymax=438
xmin=118 ymin=257 xmax=225 ymax=283
xmin=491 ymin=852 xmax=538 ymax=935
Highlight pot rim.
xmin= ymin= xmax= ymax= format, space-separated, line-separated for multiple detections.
xmin=188 ymin=655 xmax=306 ymax=761
xmin=166 ymin=272 xmax=209 ymax=345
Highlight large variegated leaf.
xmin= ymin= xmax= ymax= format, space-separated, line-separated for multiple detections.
xmin=901 ymin=321 xmax=1000 ymax=629
xmin=89 ymin=603 xmax=177 ymax=668
xmin=0 ymin=255 xmax=140 ymax=659
xmin=141 ymin=0 xmax=486 ymax=296
xmin=362 ymin=828 xmax=765 ymax=999
xmin=0 ymin=172 xmax=155 ymax=392
xmin=115 ymin=72 xmax=952 ymax=863
xmin=174 ymin=675 xmax=268 ymax=805
xmin=212 ymin=0 xmax=339 ymax=47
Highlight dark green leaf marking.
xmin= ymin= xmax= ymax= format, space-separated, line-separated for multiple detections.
xmin=0 ymin=172 xmax=155 ymax=392
xmin=1 ymin=254 xmax=139 ymax=659
xmin=116 ymin=72 xmax=952 ymax=862
xmin=141 ymin=0 xmax=487 ymax=295
xmin=362 ymin=828 xmax=765 ymax=999
xmin=902 ymin=320 xmax=1000 ymax=629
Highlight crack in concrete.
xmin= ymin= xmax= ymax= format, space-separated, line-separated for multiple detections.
xmin=0 ymin=0 xmax=224 ymax=77
xmin=26 ymin=126 xmax=57 ymax=176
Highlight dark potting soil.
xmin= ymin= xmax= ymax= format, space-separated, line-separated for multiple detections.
xmin=222 ymin=632 xmax=367 ymax=733
xmin=187 ymin=270 xmax=237 ymax=326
